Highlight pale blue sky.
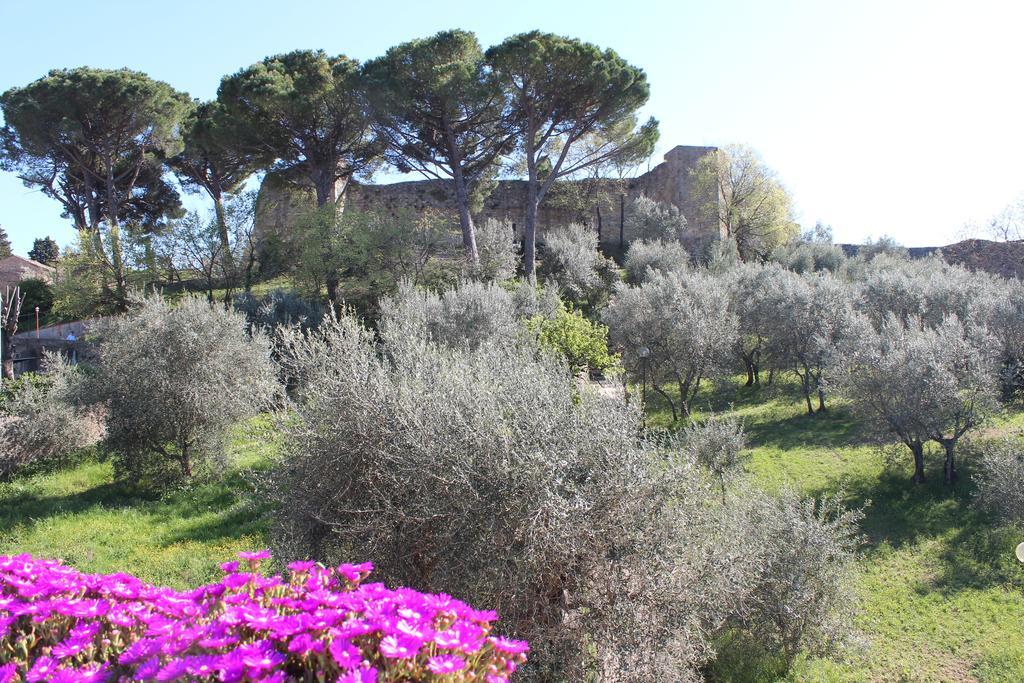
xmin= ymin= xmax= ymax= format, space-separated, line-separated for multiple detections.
xmin=1 ymin=0 xmax=1022 ymax=254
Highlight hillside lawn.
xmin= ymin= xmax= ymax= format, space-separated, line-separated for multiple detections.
xmin=1 ymin=379 xmax=1022 ymax=682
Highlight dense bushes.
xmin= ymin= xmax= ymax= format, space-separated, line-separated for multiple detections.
xmin=268 ymin=300 xmax=860 ymax=679
xmin=0 ymin=358 xmax=98 ymax=480
xmin=84 ymin=295 xmax=279 ymax=482
xmin=0 ymin=551 xmax=526 ymax=682
xmin=622 ymin=195 xmax=688 ymax=243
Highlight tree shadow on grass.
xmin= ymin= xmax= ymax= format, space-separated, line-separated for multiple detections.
xmin=0 ymin=462 xmax=272 ymax=549
xmin=743 ymin=405 xmax=872 ymax=451
xmin=807 ymin=449 xmax=1024 ymax=594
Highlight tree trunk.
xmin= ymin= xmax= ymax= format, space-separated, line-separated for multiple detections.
xmin=524 ymin=176 xmax=539 ymax=279
xmin=180 ymin=450 xmax=193 ymax=478
xmin=653 ymin=384 xmax=677 ymax=422
xmin=817 ymin=386 xmax=827 ymax=412
xmin=743 ymin=356 xmax=755 ymax=387
xmin=910 ymin=441 xmax=926 ymax=484
xmin=942 ymin=440 xmax=957 ymax=485
xmin=212 ymin=190 xmax=235 ymax=307
xmin=452 ymin=165 xmax=479 ymax=264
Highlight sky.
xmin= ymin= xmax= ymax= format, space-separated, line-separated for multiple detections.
xmin=1 ymin=0 xmax=1022 ymax=255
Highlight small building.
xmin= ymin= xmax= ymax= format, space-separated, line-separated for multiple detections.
xmin=0 ymin=255 xmax=55 ymax=291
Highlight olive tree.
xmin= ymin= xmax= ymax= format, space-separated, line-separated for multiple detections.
xmin=0 ymin=357 xmax=99 ymax=480
xmin=538 ymin=223 xmax=618 ymax=309
xmin=471 ymin=218 xmax=518 ymax=283
xmin=623 ymin=238 xmax=689 ymax=285
xmin=622 ymin=195 xmax=688 ymax=244
xmin=271 ymin=309 xmax=740 ymax=680
xmin=840 ymin=316 xmax=998 ymax=484
xmin=85 ymin=295 xmax=279 ymax=481
xmin=604 ymin=271 xmax=737 ymax=419
xmin=378 ymin=279 xmax=521 ymax=352
xmin=764 ymin=272 xmax=864 ymax=415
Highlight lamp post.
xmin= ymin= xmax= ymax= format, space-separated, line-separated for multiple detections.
xmin=35 ymin=307 xmax=40 ymax=339
xmin=638 ymin=346 xmax=650 ymax=427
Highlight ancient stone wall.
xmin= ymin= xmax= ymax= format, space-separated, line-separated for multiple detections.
xmin=255 ymin=145 xmax=723 ymax=247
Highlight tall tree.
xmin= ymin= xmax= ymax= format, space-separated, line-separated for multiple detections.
xmin=693 ymin=144 xmax=798 ymax=261
xmin=0 ymin=226 xmax=12 ymax=258
xmin=1 ymin=68 xmax=191 ymax=308
xmin=363 ymin=30 xmax=515 ymax=264
xmin=170 ymin=101 xmax=264 ymax=302
xmin=219 ymin=50 xmax=382 ymax=307
xmin=219 ymin=50 xmax=381 ymax=209
xmin=486 ymin=32 xmax=658 ymax=277
xmin=28 ymin=236 xmax=60 ymax=265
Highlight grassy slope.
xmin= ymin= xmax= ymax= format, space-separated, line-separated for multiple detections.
xmin=1 ymin=384 xmax=1022 ymax=681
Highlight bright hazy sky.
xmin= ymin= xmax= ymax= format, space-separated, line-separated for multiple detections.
xmin=1 ymin=0 xmax=1022 ymax=254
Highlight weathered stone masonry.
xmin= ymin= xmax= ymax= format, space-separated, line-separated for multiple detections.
xmin=256 ymin=145 xmax=724 ymax=246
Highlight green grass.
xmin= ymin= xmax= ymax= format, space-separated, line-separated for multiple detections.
xmin=0 ymin=416 xmax=279 ymax=589
xmin=2 ymin=378 xmax=1023 ymax=681
xmin=646 ymin=377 xmax=1024 ymax=682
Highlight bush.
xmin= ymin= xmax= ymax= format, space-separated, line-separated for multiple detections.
xmin=537 ymin=224 xmax=618 ymax=309
xmin=526 ymin=305 xmax=619 ymax=376
xmin=85 ymin=295 xmax=279 ymax=482
xmin=0 ymin=358 xmax=98 ymax=480
xmin=378 ymin=280 xmax=521 ymax=352
xmin=679 ymin=415 xmax=748 ymax=498
xmin=973 ymin=438 xmax=1024 ymax=523
xmin=623 ymin=195 xmax=688 ymax=243
xmin=720 ymin=488 xmax=863 ymax=664
xmin=0 ymin=551 xmax=527 ymax=682
xmin=270 ymin=311 xmax=762 ymax=680
xmin=233 ymin=289 xmax=325 ymax=333
xmin=471 ymin=218 xmax=519 ymax=283
xmin=623 ymin=238 xmax=689 ymax=285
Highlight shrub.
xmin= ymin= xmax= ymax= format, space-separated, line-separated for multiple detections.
xmin=526 ymin=305 xmax=619 ymax=376
xmin=85 ymin=295 xmax=279 ymax=482
xmin=378 ymin=280 xmax=521 ymax=352
xmin=720 ymin=488 xmax=863 ymax=664
xmin=0 ymin=551 xmax=527 ymax=682
xmin=270 ymin=312 xmax=761 ymax=680
xmin=537 ymin=224 xmax=618 ymax=309
xmin=234 ymin=290 xmax=325 ymax=333
xmin=623 ymin=239 xmax=689 ymax=285
xmin=471 ymin=218 xmax=519 ymax=283
xmin=680 ymin=415 xmax=748 ymax=498
xmin=0 ymin=358 xmax=98 ymax=480
xmin=623 ymin=195 xmax=688 ymax=243
xmin=973 ymin=438 xmax=1024 ymax=523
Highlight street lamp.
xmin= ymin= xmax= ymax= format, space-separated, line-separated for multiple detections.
xmin=638 ymin=346 xmax=650 ymax=426
xmin=35 ymin=307 xmax=40 ymax=339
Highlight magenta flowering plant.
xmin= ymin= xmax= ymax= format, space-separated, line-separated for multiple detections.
xmin=0 ymin=552 xmax=527 ymax=682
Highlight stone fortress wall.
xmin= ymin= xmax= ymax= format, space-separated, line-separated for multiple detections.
xmin=255 ymin=145 xmax=724 ymax=246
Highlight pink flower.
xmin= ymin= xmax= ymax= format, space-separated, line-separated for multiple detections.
xmin=378 ymin=634 xmax=422 ymax=659
xmin=489 ymin=636 xmax=530 ymax=655
xmin=427 ymin=654 xmax=467 ymax=674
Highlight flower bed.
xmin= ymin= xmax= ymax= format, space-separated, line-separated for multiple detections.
xmin=0 ymin=551 xmax=527 ymax=682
